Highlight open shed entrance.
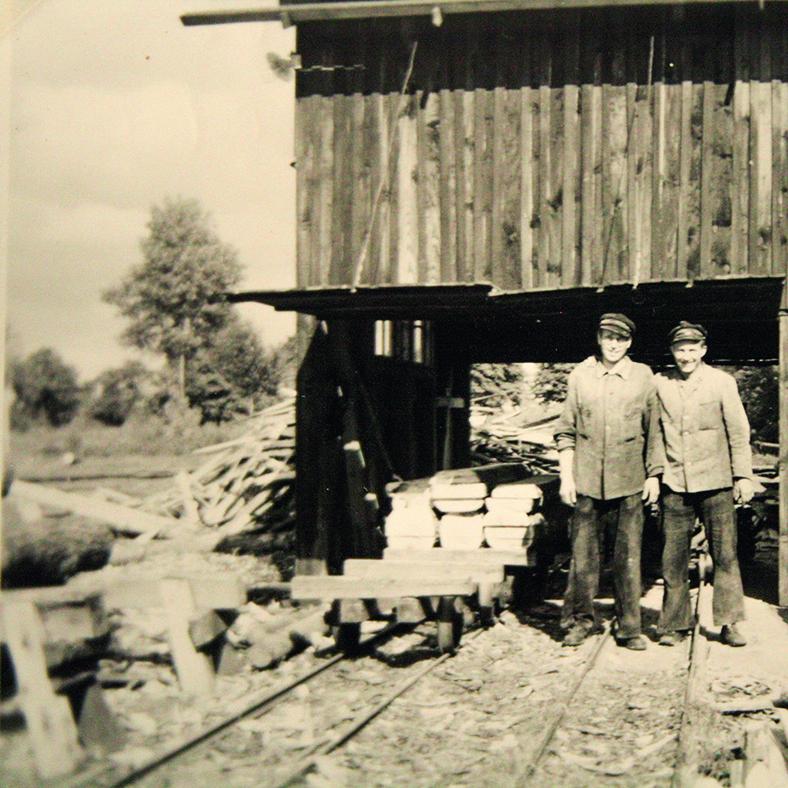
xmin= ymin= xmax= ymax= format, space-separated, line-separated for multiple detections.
xmin=233 ymin=275 xmax=787 ymax=602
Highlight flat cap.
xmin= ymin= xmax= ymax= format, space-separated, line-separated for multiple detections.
xmin=598 ymin=313 xmax=636 ymax=338
xmin=668 ymin=321 xmax=708 ymax=344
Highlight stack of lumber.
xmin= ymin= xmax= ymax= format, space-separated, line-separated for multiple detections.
xmin=385 ymin=464 xmax=557 ymax=552
xmin=383 ymin=478 xmax=437 ymax=550
xmin=432 ymin=464 xmax=529 ymax=550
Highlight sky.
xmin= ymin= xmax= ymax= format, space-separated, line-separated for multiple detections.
xmin=3 ymin=0 xmax=297 ymax=380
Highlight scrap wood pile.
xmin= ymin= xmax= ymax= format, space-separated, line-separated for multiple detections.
xmin=140 ymin=393 xmax=297 ymax=541
xmin=104 ymin=392 xmax=299 ymax=557
xmin=7 ymin=393 xmax=299 ymax=567
xmin=470 ymin=401 xmax=559 ymax=474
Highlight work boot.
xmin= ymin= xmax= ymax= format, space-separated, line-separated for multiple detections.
xmin=617 ymin=635 xmax=647 ymax=651
xmin=563 ymin=622 xmax=593 ymax=647
xmin=659 ymin=631 xmax=687 ymax=647
xmin=720 ymin=624 xmax=747 ymax=647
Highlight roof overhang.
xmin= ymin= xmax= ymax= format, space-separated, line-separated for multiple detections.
xmin=230 ymin=277 xmax=785 ymax=362
xmin=181 ymin=0 xmax=763 ymax=27
xmin=230 ymin=276 xmax=785 ymax=319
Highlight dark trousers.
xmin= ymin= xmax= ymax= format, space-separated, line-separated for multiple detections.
xmin=659 ymin=487 xmax=745 ymax=632
xmin=562 ymin=493 xmax=644 ymax=639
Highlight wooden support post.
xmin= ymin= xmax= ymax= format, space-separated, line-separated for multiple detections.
xmin=160 ymin=579 xmax=216 ymax=696
xmin=1 ymin=601 xmax=83 ymax=778
xmin=780 ymin=288 xmax=788 ymax=607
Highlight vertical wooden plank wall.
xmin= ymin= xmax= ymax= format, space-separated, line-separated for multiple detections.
xmin=294 ymin=6 xmax=786 ymax=292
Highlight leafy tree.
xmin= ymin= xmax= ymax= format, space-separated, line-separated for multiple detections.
xmin=471 ymin=364 xmax=525 ymax=409
xmin=103 ymin=197 xmax=242 ymax=397
xmin=531 ymin=363 xmax=575 ymax=405
xmin=11 ymin=348 xmax=81 ymax=427
xmin=88 ymin=361 xmax=149 ymax=426
xmin=269 ymin=334 xmax=298 ymax=391
xmin=187 ymin=318 xmax=277 ymax=422
xmin=733 ymin=366 xmax=778 ymax=444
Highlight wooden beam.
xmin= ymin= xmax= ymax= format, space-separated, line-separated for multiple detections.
xmin=1 ymin=601 xmax=83 ymax=778
xmin=182 ymin=0 xmax=768 ymax=27
xmin=343 ymin=558 xmax=503 ymax=582
xmin=160 ymin=579 xmax=216 ymax=696
xmin=291 ymin=575 xmax=476 ymax=600
xmin=382 ymin=547 xmax=534 ymax=566
xmin=66 ymin=574 xmax=246 ymax=610
xmin=10 ymin=480 xmax=178 ymax=536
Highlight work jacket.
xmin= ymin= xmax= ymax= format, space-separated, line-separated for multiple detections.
xmin=655 ymin=363 xmax=752 ymax=493
xmin=554 ymin=355 xmax=663 ymax=500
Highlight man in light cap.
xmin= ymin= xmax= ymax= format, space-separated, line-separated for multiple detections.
xmin=554 ymin=313 xmax=662 ymax=650
xmin=655 ymin=321 xmax=753 ymax=647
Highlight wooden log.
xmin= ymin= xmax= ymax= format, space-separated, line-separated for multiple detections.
xmin=109 ymin=533 xmax=223 ymax=565
xmin=1 ymin=601 xmax=83 ymax=778
xmin=291 ymin=575 xmax=475 ymax=601
xmin=246 ymin=607 xmax=330 ymax=668
xmin=11 ymin=480 xmax=178 ymax=536
xmin=188 ymin=610 xmax=228 ymax=650
xmin=160 ymin=578 xmax=215 ymax=696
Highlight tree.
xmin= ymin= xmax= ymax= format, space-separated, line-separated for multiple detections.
xmin=733 ymin=366 xmax=778 ymax=444
xmin=88 ymin=361 xmax=150 ymax=426
xmin=531 ymin=363 xmax=575 ymax=405
xmin=471 ymin=363 xmax=526 ymax=409
xmin=103 ymin=197 xmax=242 ymax=397
xmin=187 ymin=318 xmax=277 ymax=422
xmin=11 ymin=348 xmax=81 ymax=427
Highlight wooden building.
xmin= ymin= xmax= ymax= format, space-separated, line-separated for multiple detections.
xmin=183 ymin=0 xmax=788 ymax=602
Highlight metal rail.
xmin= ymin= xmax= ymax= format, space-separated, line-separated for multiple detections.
xmin=672 ymin=556 xmax=712 ymax=788
xmin=518 ymin=625 xmax=613 ymax=781
xmin=273 ymin=627 xmax=485 ymax=788
xmin=71 ymin=624 xmax=398 ymax=788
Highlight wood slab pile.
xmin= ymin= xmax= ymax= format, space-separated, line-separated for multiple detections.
xmin=385 ymin=464 xmax=557 ymax=552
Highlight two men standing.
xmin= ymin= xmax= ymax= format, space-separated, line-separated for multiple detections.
xmin=555 ymin=315 xmax=752 ymax=649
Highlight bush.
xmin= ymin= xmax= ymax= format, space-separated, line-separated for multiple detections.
xmin=88 ymin=361 xmax=149 ymax=426
xmin=11 ymin=348 xmax=81 ymax=427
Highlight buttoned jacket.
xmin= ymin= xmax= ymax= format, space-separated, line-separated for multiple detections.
xmin=655 ymin=363 xmax=752 ymax=493
xmin=553 ymin=355 xmax=663 ymax=500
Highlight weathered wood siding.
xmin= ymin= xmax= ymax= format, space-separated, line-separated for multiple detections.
xmin=294 ymin=4 xmax=787 ymax=290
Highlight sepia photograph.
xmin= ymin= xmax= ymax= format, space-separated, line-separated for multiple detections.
xmin=2 ymin=0 xmax=787 ymax=785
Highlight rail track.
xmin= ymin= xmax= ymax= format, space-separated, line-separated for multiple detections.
xmin=68 ymin=570 xmax=713 ymax=788
xmin=517 ymin=561 xmax=712 ymax=787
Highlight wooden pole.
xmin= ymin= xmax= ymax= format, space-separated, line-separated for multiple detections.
xmin=779 ymin=282 xmax=787 ymax=607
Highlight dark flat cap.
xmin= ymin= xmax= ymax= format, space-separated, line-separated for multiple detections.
xmin=668 ymin=321 xmax=708 ymax=344
xmin=598 ymin=313 xmax=636 ymax=338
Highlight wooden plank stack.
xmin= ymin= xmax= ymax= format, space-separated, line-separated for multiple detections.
xmin=385 ymin=463 xmax=556 ymax=554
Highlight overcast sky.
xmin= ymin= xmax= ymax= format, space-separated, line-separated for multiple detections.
xmin=3 ymin=0 xmax=297 ymax=380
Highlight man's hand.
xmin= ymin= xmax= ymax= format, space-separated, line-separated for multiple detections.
xmin=560 ymin=476 xmax=577 ymax=507
xmin=642 ymin=477 xmax=660 ymax=506
xmin=733 ymin=478 xmax=754 ymax=505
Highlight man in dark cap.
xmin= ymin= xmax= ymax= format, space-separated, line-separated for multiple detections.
xmin=655 ymin=322 xmax=753 ymax=647
xmin=554 ymin=313 xmax=663 ymax=650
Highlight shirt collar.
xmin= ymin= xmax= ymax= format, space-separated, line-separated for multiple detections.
xmin=595 ymin=355 xmax=632 ymax=380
